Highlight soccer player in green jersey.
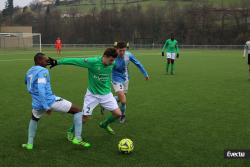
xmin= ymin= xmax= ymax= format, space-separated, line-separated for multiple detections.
xmin=49 ymin=48 xmax=122 ymax=144
xmin=161 ymin=33 xmax=180 ymax=75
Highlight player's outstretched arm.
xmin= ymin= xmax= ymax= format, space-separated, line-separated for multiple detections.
xmin=161 ymin=40 xmax=168 ymax=56
xmin=49 ymin=57 xmax=90 ymax=69
xmin=129 ymin=54 xmax=149 ymax=80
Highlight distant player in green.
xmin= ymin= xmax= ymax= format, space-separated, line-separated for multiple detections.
xmin=49 ymin=48 xmax=122 ymax=144
xmin=161 ymin=33 xmax=180 ymax=75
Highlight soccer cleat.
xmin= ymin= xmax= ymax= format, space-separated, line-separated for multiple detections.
xmin=22 ymin=143 xmax=33 ymax=150
xmin=72 ymin=137 xmax=91 ymax=148
xmin=99 ymin=122 xmax=115 ymax=135
xmin=119 ymin=115 xmax=126 ymax=123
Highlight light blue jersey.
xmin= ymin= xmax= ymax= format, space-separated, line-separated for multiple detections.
xmin=112 ymin=51 xmax=148 ymax=83
xmin=25 ymin=66 xmax=56 ymax=111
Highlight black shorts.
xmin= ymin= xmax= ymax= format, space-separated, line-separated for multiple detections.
xmin=248 ymin=54 xmax=250 ymax=65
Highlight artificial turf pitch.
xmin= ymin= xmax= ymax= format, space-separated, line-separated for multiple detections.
xmin=0 ymin=48 xmax=250 ymax=167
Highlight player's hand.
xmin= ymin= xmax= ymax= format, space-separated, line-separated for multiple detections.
xmin=177 ymin=53 xmax=180 ymax=58
xmin=48 ymin=57 xmax=58 ymax=69
xmin=161 ymin=52 xmax=164 ymax=57
xmin=46 ymin=109 xmax=52 ymax=115
xmin=145 ymin=76 xmax=149 ymax=80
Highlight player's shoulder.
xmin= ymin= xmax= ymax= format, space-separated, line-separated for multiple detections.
xmin=246 ymin=41 xmax=250 ymax=45
xmin=125 ymin=51 xmax=134 ymax=59
xmin=29 ymin=66 xmax=47 ymax=73
xmin=27 ymin=66 xmax=48 ymax=78
xmin=125 ymin=51 xmax=133 ymax=56
xmin=37 ymin=67 xmax=49 ymax=77
xmin=84 ymin=56 xmax=101 ymax=63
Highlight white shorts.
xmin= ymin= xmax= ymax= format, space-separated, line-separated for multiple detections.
xmin=32 ymin=97 xmax=72 ymax=119
xmin=167 ymin=52 xmax=176 ymax=60
xmin=83 ymin=89 xmax=119 ymax=116
xmin=112 ymin=81 xmax=129 ymax=93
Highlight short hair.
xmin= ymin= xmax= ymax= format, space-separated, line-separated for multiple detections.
xmin=116 ymin=41 xmax=127 ymax=49
xmin=34 ymin=52 xmax=45 ymax=63
xmin=103 ymin=48 xmax=118 ymax=58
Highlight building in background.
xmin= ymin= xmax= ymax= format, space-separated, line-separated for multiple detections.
xmin=38 ymin=0 xmax=53 ymax=5
xmin=0 ymin=26 xmax=33 ymax=49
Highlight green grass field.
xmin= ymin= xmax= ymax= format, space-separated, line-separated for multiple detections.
xmin=1 ymin=48 xmax=250 ymax=167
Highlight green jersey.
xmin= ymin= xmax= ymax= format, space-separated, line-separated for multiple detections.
xmin=161 ymin=39 xmax=179 ymax=53
xmin=57 ymin=56 xmax=114 ymax=95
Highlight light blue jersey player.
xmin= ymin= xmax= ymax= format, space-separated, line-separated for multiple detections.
xmin=111 ymin=41 xmax=149 ymax=123
xmin=22 ymin=53 xmax=90 ymax=150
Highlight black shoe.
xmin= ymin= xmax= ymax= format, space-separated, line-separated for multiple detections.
xmin=119 ymin=115 xmax=126 ymax=123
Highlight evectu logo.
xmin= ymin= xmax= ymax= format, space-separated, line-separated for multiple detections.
xmin=224 ymin=150 xmax=250 ymax=159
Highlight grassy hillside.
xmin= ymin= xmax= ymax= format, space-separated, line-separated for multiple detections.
xmin=56 ymin=0 xmax=241 ymax=14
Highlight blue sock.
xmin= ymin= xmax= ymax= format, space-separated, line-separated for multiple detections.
xmin=28 ymin=119 xmax=38 ymax=144
xmin=73 ymin=112 xmax=82 ymax=140
xmin=120 ymin=103 xmax=126 ymax=116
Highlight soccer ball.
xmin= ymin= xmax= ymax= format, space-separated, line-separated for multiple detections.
xmin=118 ymin=138 xmax=134 ymax=154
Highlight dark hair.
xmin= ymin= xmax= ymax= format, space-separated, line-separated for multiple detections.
xmin=116 ymin=41 xmax=127 ymax=49
xmin=103 ymin=48 xmax=118 ymax=58
xmin=34 ymin=52 xmax=45 ymax=63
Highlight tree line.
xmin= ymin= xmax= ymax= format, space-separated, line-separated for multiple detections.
xmin=0 ymin=0 xmax=249 ymax=44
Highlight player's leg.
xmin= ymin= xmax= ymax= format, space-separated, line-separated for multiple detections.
xmin=112 ymin=82 xmax=123 ymax=103
xmin=67 ymin=105 xmax=82 ymax=142
xmin=170 ymin=53 xmax=176 ymax=75
xmin=166 ymin=53 xmax=171 ymax=73
xmin=112 ymin=82 xmax=127 ymax=122
xmin=99 ymin=93 xmax=121 ymax=134
xmin=70 ymin=90 xmax=98 ymax=146
xmin=117 ymin=91 xmax=126 ymax=122
xmin=100 ymin=82 xmax=122 ymax=115
xmin=56 ymin=47 xmax=59 ymax=55
xmin=59 ymin=48 xmax=61 ymax=56
xmin=22 ymin=110 xmax=44 ymax=150
xmin=50 ymin=97 xmax=90 ymax=148
xmin=119 ymin=81 xmax=129 ymax=123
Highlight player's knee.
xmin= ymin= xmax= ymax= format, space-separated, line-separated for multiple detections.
xmin=31 ymin=114 xmax=39 ymax=121
xmin=118 ymin=93 xmax=126 ymax=103
xmin=120 ymin=98 xmax=126 ymax=104
xmin=83 ymin=115 xmax=89 ymax=122
xmin=68 ymin=105 xmax=81 ymax=114
xmin=113 ymin=109 xmax=122 ymax=118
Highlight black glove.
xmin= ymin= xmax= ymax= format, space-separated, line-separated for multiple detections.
xmin=48 ymin=57 xmax=57 ymax=69
xmin=162 ymin=52 xmax=164 ymax=57
xmin=177 ymin=53 xmax=180 ymax=58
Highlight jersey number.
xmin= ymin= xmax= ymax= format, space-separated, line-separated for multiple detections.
xmin=27 ymin=74 xmax=33 ymax=90
xmin=86 ymin=106 xmax=90 ymax=114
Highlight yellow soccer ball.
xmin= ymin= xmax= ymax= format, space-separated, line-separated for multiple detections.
xmin=118 ymin=138 xmax=134 ymax=154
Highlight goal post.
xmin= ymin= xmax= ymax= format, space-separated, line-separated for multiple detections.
xmin=0 ymin=33 xmax=42 ymax=52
